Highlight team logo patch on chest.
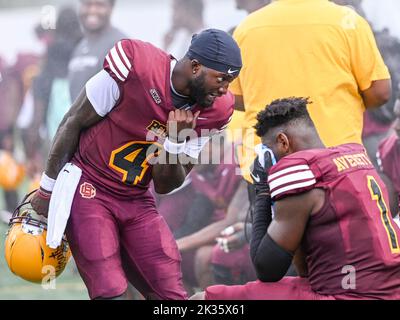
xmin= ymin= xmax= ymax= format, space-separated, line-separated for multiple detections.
xmin=147 ymin=120 xmax=167 ymax=138
xmin=80 ymin=182 xmax=96 ymax=199
xmin=150 ymin=89 xmax=162 ymax=105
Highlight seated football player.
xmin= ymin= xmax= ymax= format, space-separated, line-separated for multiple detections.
xmin=377 ymin=98 xmax=400 ymax=220
xmin=191 ymin=97 xmax=400 ymax=300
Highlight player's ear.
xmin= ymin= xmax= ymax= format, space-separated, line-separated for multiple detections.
xmin=191 ymin=59 xmax=202 ymax=75
xmin=276 ymin=132 xmax=290 ymax=157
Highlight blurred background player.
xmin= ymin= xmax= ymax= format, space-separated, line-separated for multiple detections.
xmin=210 ymin=221 xmax=257 ymax=286
xmin=26 ymin=7 xmax=82 ymax=165
xmin=163 ymin=0 xmax=205 ymax=59
xmin=0 ymin=39 xmax=41 ymax=221
xmin=228 ymin=0 xmax=271 ymax=34
xmin=195 ymin=97 xmax=400 ymax=300
xmin=16 ymin=1 xmax=125 ymax=206
xmin=68 ymin=0 xmax=126 ymax=102
xmin=235 ymin=0 xmax=270 ymax=13
xmin=35 ymin=7 xmax=83 ymax=142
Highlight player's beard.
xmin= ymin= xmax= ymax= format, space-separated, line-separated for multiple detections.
xmin=188 ymin=71 xmax=215 ymax=108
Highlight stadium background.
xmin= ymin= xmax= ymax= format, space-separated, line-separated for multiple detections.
xmin=0 ymin=0 xmax=398 ymax=300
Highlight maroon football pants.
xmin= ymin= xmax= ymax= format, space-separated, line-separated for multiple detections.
xmin=66 ymin=176 xmax=187 ymax=300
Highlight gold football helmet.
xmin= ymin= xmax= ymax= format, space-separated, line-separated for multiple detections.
xmin=0 ymin=150 xmax=25 ymax=191
xmin=4 ymin=191 xmax=71 ymax=283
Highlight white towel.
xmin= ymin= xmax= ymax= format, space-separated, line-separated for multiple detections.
xmin=46 ymin=163 xmax=82 ymax=249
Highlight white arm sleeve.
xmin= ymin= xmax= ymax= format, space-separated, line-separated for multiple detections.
xmin=184 ymin=136 xmax=210 ymax=159
xmin=85 ymin=70 xmax=120 ymax=117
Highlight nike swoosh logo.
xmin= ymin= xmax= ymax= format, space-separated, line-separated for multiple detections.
xmin=227 ymin=68 xmax=239 ymax=75
xmin=250 ymin=172 xmax=260 ymax=183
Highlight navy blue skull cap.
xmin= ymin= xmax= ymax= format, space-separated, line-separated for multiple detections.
xmin=186 ymin=28 xmax=242 ymax=76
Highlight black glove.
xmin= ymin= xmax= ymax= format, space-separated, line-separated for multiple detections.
xmin=249 ymin=148 xmax=275 ymax=195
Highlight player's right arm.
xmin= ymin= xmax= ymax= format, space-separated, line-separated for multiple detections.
xmin=31 ymin=90 xmax=103 ymax=216
xmin=253 ymin=189 xmax=324 ymax=282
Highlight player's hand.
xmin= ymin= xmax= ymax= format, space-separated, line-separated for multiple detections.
xmin=216 ymin=222 xmax=247 ymax=253
xmin=30 ymin=188 xmax=51 ymax=218
xmin=250 ymin=146 xmax=275 ymax=194
xmin=167 ymin=110 xmax=201 ymax=143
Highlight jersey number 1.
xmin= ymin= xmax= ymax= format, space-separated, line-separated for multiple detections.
xmin=367 ymin=176 xmax=400 ymax=254
xmin=109 ymin=141 xmax=161 ymax=185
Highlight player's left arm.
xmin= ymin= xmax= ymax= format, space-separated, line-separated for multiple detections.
xmin=253 ymin=189 xmax=324 ymax=282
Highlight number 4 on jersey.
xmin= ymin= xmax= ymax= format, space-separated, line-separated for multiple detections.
xmin=109 ymin=141 xmax=161 ymax=185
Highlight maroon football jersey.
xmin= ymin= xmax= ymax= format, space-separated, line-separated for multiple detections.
xmin=378 ymin=134 xmax=400 ymax=205
xmin=72 ymin=39 xmax=234 ymax=198
xmin=268 ymin=143 xmax=400 ymax=298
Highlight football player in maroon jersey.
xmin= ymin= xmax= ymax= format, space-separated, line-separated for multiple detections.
xmin=193 ymin=97 xmax=400 ymax=300
xmin=30 ymin=29 xmax=242 ymax=300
